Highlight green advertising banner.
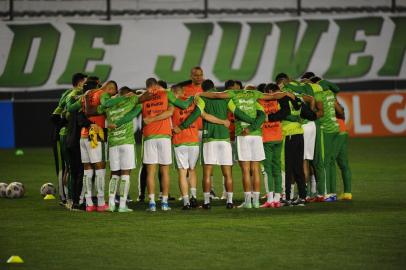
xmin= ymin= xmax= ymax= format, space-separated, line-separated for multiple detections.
xmin=0 ymin=15 xmax=404 ymax=91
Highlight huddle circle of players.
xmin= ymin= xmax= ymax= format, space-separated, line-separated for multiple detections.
xmin=51 ymin=67 xmax=352 ymax=213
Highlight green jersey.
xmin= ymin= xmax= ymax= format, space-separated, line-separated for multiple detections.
xmin=314 ymin=87 xmax=339 ymax=133
xmin=225 ymin=89 xmax=265 ymax=136
xmin=53 ymin=88 xmax=72 ymax=115
xmin=105 ymin=95 xmax=139 ymax=147
xmin=189 ymin=94 xmax=230 ymax=142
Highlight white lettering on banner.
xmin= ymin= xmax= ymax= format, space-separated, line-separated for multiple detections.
xmin=381 ymin=95 xmax=406 ymax=133
xmin=353 ymin=95 xmax=372 ymax=134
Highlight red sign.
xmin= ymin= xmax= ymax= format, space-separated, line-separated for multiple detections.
xmin=337 ymin=91 xmax=406 ymax=137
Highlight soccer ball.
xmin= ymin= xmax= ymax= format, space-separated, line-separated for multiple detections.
xmin=40 ymin=183 xmax=56 ymax=197
xmin=6 ymin=183 xmax=24 ymax=199
xmin=0 ymin=182 xmax=8 ymax=198
xmin=10 ymin=181 xmax=25 ymax=194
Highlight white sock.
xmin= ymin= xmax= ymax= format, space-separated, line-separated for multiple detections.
xmin=190 ymin=188 xmax=197 ymax=199
xmin=311 ymin=175 xmax=317 ymax=194
xmin=244 ymin=192 xmax=252 ymax=204
xmin=95 ymin=169 xmax=106 ymax=206
xmin=274 ymin=193 xmax=281 ymax=202
xmin=148 ymin=194 xmax=155 ymax=204
xmin=226 ymin=192 xmax=233 ymax=204
xmin=204 ymin=192 xmax=210 ymax=204
xmin=182 ymin=195 xmax=190 ymax=206
xmin=267 ymin=192 xmax=274 ymax=203
xmin=108 ymin=175 xmax=120 ymax=206
xmin=290 ymin=184 xmax=295 ymax=200
xmin=79 ymin=185 xmax=85 ymax=205
xmin=119 ymin=175 xmax=130 ymax=209
xmin=253 ymin=192 xmax=260 ymax=204
xmin=83 ymin=169 xmax=94 ymax=206
xmin=162 ymin=196 xmax=168 ymax=204
xmin=264 ymin=173 xmax=269 ymax=193
xmin=222 ymin=177 xmax=226 ymax=194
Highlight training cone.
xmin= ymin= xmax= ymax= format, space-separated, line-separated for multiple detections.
xmin=7 ymin=255 xmax=24 ymax=263
xmin=44 ymin=194 xmax=56 ymax=200
xmin=15 ymin=149 xmax=24 ymax=156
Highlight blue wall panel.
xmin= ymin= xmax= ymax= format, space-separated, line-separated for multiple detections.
xmin=0 ymin=101 xmax=15 ymax=148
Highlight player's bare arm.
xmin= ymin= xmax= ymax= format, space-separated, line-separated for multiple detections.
xmin=143 ymin=105 xmax=174 ymax=125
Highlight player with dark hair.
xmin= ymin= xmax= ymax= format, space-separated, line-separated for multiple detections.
xmin=51 ymin=72 xmax=87 ymax=207
xmin=196 ymin=83 xmax=294 ymax=208
xmin=311 ymin=76 xmax=343 ymax=201
xmin=180 ymin=79 xmax=239 ymax=209
xmin=142 ymin=78 xmax=194 ymax=211
xmin=259 ymin=83 xmax=287 ymax=208
xmin=63 ymin=73 xmax=88 ymax=210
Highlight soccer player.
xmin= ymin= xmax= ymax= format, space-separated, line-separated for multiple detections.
xmin=172 ymin=83 xmax=230 ymax=209
xmin=336 ymin=111 xmax=352 ymax=200
xmin=171 ymin=84 xmax=200 ymax=209
xmin=99 ymin=86 xmax=150 ymax=212
xmin=196 ymin=84 xmax=293 ymax=208
xmin=259 ymin=83 xmax=286 ymax=208
xmin=68 ymin=80 xmax=119 ymax=212
xmin=311 ymin=76 xmax=342 ymax=201
xmin=179 ymin=80 xmax=235 ymax=209
xmin=275 ymin=73 xmax=316 ymax=199
xmin=299 ymin=72 xmax=318 ymax=198
xmin=50 ymin=74 xmax=85 ymax=206
xmin=142 ymin=78 xmax=193 ymax=211
xmin=63 ymin=73 xmax=88 ymax=210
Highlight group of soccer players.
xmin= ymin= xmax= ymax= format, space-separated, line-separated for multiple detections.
xmin=51 ymin=67 xmax=352 ymax=213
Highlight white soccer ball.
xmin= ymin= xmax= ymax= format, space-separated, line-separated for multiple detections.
xmin=6 ymin=183 xmax=24 ymax=199
xmin=40 ymin=183 xmax=56 ymax=197
xmin=0 ymin=182 xmax=8 ymax=198
xmin=10 ymin=181 xmax=25 ymax=194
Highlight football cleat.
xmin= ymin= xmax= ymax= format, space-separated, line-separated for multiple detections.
xmin=324 ymin=194 xmax=337 ymax=202
xmin=291 ymin=198 xmax=306 ymax=206
xmin=118 ymin=206 xmax=133 ymax=213
xmin=281 ymin=199 xmax=292 ymax=207
xmin=147 ymin=202 xmax=156 ymax=212
xmin=182 ymin=204 xmax=191 ymax=210
xmin=237 ymin=202 xmax=252 ymax=209
xmin=202 ymin=203 xmax=211 ymax=209
xmin=161 ymin=202 xmax=171 ymax=211
xmin=339 ymin=193 xmax=353 ymax=201
xmin=97 ymin=204 xmax=109 ymax=212
xmin=108 ymin=203 xmax=116 ymax=212
xmin=86 ymin=205 xmax=97 ymax=212
xmin=210 ymin=190 xmax=219 ymax=200
xmin=190 ymin=197 xmax=198 ymax=208
xmin=271 ymin=201 xmax=281 ymax=208
xmin=226 ymin=203 xmax=234 ymax=209
xmin=260 ymin=202 xmax=272 ymax=208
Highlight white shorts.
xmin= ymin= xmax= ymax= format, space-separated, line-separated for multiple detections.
xmin=303 ymin=121 xmax=316 ymax=160
xmin=174 ymin=145 xmax=200 ymax=169
xmin=80 ymin=138 xmax=105 ymax=163
xmin=236 ymin=135 xmax=265 ymax=161
xmin=203 ymin=141 xmax=233 ymax=166
xmin=109 ymin=144 xmax=136 ymax=171
xmin=143 ymin=138 xmax=172 ymax=165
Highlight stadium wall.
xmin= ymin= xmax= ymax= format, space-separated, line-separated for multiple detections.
xmin=1 ymin=14 xmax=406 ymax=147
xmin=0 ymin=91 xmax=405 ymax=148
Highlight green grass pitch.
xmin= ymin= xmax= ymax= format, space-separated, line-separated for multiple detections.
xmin=1 ymin=137 xmax=406 ymax=270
